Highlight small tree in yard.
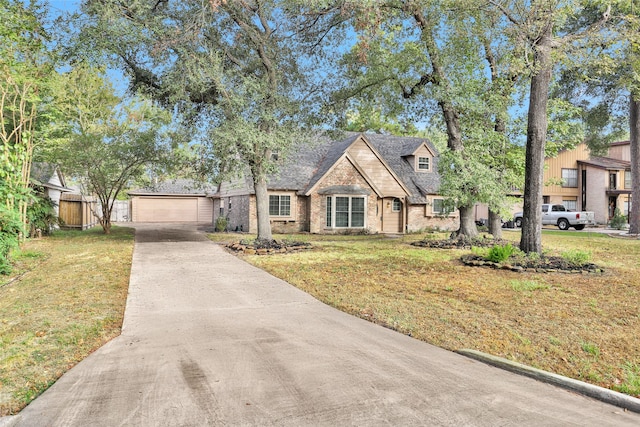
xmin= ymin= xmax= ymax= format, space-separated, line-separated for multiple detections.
xmin=51 ymin=65 xmax=173 ymax=234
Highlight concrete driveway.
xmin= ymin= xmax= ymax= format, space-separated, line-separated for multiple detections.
xmin=4 ymin=223 xmax=640 ymax=426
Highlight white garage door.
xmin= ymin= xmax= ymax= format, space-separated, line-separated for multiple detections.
xmin=134 ymin=197 xmax=200 ymax=222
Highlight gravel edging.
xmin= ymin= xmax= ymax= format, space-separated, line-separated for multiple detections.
xmin=457 ymin=349 xmax=640 ymax=414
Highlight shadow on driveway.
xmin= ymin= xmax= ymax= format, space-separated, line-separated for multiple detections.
xmin=126 ymin=222 xmax=213 ymax=243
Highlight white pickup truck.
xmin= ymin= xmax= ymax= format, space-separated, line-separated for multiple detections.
xmin=513 ymin=204 xmax=596 ymax=230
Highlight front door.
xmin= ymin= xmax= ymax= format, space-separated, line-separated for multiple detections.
xmin=382 ymin=197 xmax=403 ymax=233
xmin=609 ymin=196 xmax=618 ymax=219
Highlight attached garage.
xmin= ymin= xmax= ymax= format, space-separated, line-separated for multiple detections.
xmin=129 ymin=179 xmax=214 ymax=224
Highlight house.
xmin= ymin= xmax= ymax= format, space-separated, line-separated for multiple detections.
xmin=129 ymin=179 xmax=214 ymax=223
xmin=211 ymin=133 xmax=459 ymax=234
xmin=542 ymin=141 xmax=632 ymax=224
xmin=29 ymin=162 xmax=72 ymax=218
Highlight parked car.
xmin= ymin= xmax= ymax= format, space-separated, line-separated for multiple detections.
xmin=513 ymin=204 xmax=596 ymax=230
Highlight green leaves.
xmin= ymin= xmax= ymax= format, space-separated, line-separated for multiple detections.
xmin=47 ymin=65 xmax=175 ymax=233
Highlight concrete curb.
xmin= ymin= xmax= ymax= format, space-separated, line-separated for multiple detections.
xmin=457 ymin=349 xmax=640 ymax=414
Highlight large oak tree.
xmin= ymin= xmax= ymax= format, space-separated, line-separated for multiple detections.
xmin=74 ymin=0 xmax=334 ymax=241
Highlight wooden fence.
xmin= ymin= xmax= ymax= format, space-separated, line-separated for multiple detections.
xmin=59 ymin=193 xmax=99 ymax=230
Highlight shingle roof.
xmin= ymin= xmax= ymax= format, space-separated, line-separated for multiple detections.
xmin=267 ymin=132 xmax=440 ymax=204
xmin=364 ymin=133 xmax=441 ymax=204
xmin=29 ymin=162 xmax=70 ymax=191
xmin=129 ymin=178 xmax=215 ymax=195
xmin=267 ymin=134 xmax=341 ymax=191
xmin=578 ymin=157 xmax=630 ymax=170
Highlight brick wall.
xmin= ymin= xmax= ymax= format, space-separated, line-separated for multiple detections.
xmin=271 ymin=196 xmax=308 ymax=233
xmin=406 ymin=204 xmax=458 ymax=232
xmin=308 ymin=159 xmax=379 ymax=234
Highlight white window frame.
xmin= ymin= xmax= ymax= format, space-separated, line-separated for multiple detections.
xmin=625 ymin=170 xmax=632 ymax=189
xmin=417 ymin=156 xmax=430 ymax=171
xmin=326 ymin=195 xmax=367 ymax=228
xmin=269 ymin=194 xmax=292 ymax=217
xmin=392 ymin=198 xmax=402 ymax=212
xmin=432 ymin=198 xmax=446 ymax=214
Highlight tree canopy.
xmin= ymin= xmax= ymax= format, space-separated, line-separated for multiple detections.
xmin=48 ymin=65 xmax=174 ymax=234
xmin=72 ymin=0 xmax=342 ymax=241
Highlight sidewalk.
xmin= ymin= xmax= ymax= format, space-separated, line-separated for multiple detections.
xmin=3 ymin=224 xmax=640 ymax=426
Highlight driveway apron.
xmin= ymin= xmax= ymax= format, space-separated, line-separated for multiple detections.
xmin=4 ymin=224 xmax=640 ymax=426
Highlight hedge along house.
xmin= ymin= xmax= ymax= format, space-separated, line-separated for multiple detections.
xmin=211 ymin=133 xmax=459 ymax=234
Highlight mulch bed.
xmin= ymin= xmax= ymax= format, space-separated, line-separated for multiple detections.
xmin=412 ymin=236 xmax=604 ymax=274
xmin=459 ymin=253 xmax=604 ymax=274
xmin=225 ymin=239 xmax=312 ymax=255
xmin=411 ymin=236 xmax=511 ymax=249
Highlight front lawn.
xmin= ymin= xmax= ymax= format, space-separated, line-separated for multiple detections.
xmin=210 ymin=230 xmax=640 ymax=398
xmin=0 ymin=227 xmax=134 ymax=416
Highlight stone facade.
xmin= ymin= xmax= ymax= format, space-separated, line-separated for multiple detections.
xmin=309 ymin=158 xmax=379 ymax=234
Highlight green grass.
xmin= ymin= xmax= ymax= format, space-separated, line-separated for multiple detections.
xmin=0 ymin=226 xmax=134 ymax=415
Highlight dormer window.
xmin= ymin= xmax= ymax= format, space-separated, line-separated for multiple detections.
xmin=417 ymin=156 xmax=430 ymax=171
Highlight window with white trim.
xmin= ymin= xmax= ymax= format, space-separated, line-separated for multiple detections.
xmin=417 ymin=156 xmax=430 ymax=171
xmin=561 ymin=168 xmax=578 ymax=187
xmin=392 ymin=198 xmax=401 ymax=212
xmin=625 ymin=170 xmax=632 ymax=189
xmin=269 ymin=195 xmax=291 ymax=217
xmin=326 ymin=196 xmax=366 ymax=228
xmin=562 ymin=199 xmax=577 ymax=211
xmin=432 ymin=198 xmax=445 ymax=214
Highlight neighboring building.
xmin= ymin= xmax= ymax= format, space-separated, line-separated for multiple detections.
xmin=542 ymin=141 xmax=632 ymax=224
xmin=29 ymin=162 xmax=72 ymax=217
xmin=129 ymin=179 xmax=214 ymax=223
xmin=211 ymin=133 xmax=459 ymax=234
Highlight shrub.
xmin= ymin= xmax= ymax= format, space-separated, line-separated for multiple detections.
xmin=471 ymin=246 xmax=489 ymax=258
xmin=26 ymin=196 xmax=59 ymax=237
xmin=561 ymin=249 xmax=591 ymax=266
xmin=609 ymin=208 xmax=627 ymax=230
xmin=0 ymin=205 xmax=23 ymax=275
xmin=486 ymin=243 xmax=515 ymax=263
xmin=215 ymin=216 xmax=228 ymax=232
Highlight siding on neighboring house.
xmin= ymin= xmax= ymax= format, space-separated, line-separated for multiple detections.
xmin=583 ymin=167 xmax=609 ymax=223
xmin=542 ymin=142 xmax=590 ymax=208
xmin=539 ymin=141 xmax=632 ymax=225
xmin=608 ymin=141 xmax=630 ymax=162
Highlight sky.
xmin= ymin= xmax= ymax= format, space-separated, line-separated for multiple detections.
xmin=48 ymin=0 xmax=79 ymax=15
xmin=46 ymin=0 xmax=129 ymax=95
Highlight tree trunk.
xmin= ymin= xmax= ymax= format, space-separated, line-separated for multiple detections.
xmin=456 ymin=205 xmax=478 ymax=238
xmin=99 ymin=204 xmax=112 ymax=234
xmin=630 ymin=92 xmax=640 ymax=235
xmin=253 ymin=175 xmax=273 ymax=241
xmin=520 ymin=26 xmax=553 ymax=254
xmin=488 ymin=209 xmax=502 ymax=239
